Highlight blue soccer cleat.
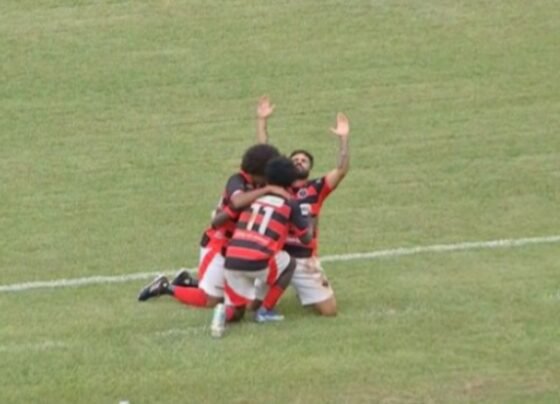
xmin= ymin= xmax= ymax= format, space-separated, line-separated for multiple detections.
xmin=255 ymin=308 xmax=285 ymax=323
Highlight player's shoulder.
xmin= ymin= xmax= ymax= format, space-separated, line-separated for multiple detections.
xmin=292 ymin=178 xmax=320 ymax=189
xmin=305 ymin=177 xmax=326 ymax=188
xmin=226 ymin=171 xmax=254 ymax=189
xmin=227 ymin=171 xmax=249 ymax=183
xmin=296 ymin=177 xmax=325 ymax=194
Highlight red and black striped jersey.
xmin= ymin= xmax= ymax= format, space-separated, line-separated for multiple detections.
xmin=284 ymin=176 xmax=333 ymax=258
xmin=225 ymin=194 xmax=309 ymax=271
xmin=200 ymin=171 xmax=255 ymax=249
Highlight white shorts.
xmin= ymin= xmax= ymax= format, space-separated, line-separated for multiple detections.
xmin=197 ymin=247 xmax=225 ymax=298
xmin=224 ymin=251 xmax=291 ymax=306
xmin=290 ymin=257 xmax=334 ymax=305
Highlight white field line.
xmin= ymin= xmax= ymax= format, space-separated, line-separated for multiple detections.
xmin=320 ymin=235 xmax=560 ymax=262
xmin=154 ymin=326 xmax=208 ymax=338
xmin=0 ymin=271 xmax=165 ymax=293
xmin=1 ymin=235 xmax=559 ymax=294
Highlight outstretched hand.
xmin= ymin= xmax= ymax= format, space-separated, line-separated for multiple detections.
xmin=257 ymin=95 xmax=275 ymax=119
xmin=330 ymin=112 xmax=350 ymax=137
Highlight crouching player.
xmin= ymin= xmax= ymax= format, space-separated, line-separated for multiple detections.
xmin=137 ymin=143 xmax=284 ymax=307
xmin=214 ymin=156 xmax=312 ymax=324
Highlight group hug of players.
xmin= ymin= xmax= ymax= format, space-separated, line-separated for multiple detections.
xmin=138 ymin=96 xmax=350 ymax=329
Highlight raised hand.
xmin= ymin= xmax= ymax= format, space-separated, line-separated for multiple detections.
xmin=257 ymin=95 xmax=275 ymax=119
xmin=330 ymin=112 xmax=350 ymax=137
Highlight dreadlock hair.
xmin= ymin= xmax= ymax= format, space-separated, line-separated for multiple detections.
xmin=240 ymin=144 xmax=281 ymax=176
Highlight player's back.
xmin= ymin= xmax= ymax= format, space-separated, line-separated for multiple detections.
xmin=225 ymin=194 xmax=302 ymax=271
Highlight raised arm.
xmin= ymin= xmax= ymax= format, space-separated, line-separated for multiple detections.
xmin=324 ymin=112 xmax=350 ymax=190
xmin=256 ymin=95 xmax=275 ymax=144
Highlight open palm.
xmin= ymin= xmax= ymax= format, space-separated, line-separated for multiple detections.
xmin=330 ymin=112 xmax=349 ymax=137
xmin=257 ymin=96 xmax=275 ymax=119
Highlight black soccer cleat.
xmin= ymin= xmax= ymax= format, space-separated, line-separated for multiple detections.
xmin=137 ymin=275 xmax=171 ymax=301
xmin=171 ymin=269 xmax=198 ymax=287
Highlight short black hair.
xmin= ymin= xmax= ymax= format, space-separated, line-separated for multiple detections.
xmin=241 ymin=144 xmax=281 ymax=176
xmin=265 ymin=156 xmax=298 ymax=187
xmin=289 ymin=149 xmax=314 ymax=169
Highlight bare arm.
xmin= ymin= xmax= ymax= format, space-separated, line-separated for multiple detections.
xmin=324 ymin=112 xmax=350 ymax=190
xmin=256 ymin=95 xmax=274 ymax=144
xmin=230 ymin=185 xmax=291 ymax=210
xmin=211 ymin=210 xmax=230 ymax=228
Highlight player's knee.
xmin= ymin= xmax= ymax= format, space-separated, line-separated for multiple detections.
xmin=317 ymin=305 xmax=337 ymax=316
xmin=314 ymin=297 xmax=337 ymax=317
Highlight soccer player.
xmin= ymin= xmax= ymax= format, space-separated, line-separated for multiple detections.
xmin=215 ymin=156 xmax=312 ymax=323
xmin=256 ymin=96 xmax=350 ymax=316
xmin=137 ymin=143 xmax=288 ymax=307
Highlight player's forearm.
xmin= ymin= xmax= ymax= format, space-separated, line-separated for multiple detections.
xmin=211 ymin=211 xmax=230 ymax=228
xmin=230 ymin=187 xmax=268 ymax=210
xmin=336 ymin=135 xmax=350 ymax=174
xmin=256 ymin=118 xmax=269 ymax=144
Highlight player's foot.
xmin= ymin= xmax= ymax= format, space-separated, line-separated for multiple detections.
xmin=255 ymin=308 xmax=285 ymax=323
xmin=137 ymin=275 xmax=171 ymax=301
xmin=171 ymin=269 xmax=197 ymax=287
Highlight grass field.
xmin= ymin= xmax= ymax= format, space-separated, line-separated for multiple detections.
xmin=1 ymin=0 xmax=559 ymax=403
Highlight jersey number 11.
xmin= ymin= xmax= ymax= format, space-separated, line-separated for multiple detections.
xmin=246 ymin=203 xmax=274 ymax=235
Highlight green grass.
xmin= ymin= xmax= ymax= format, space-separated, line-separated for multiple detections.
xmin=2 ymin=246 xmax=559 ymax=403
xmin=1 ymin=0 xmax=559 ymax=402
